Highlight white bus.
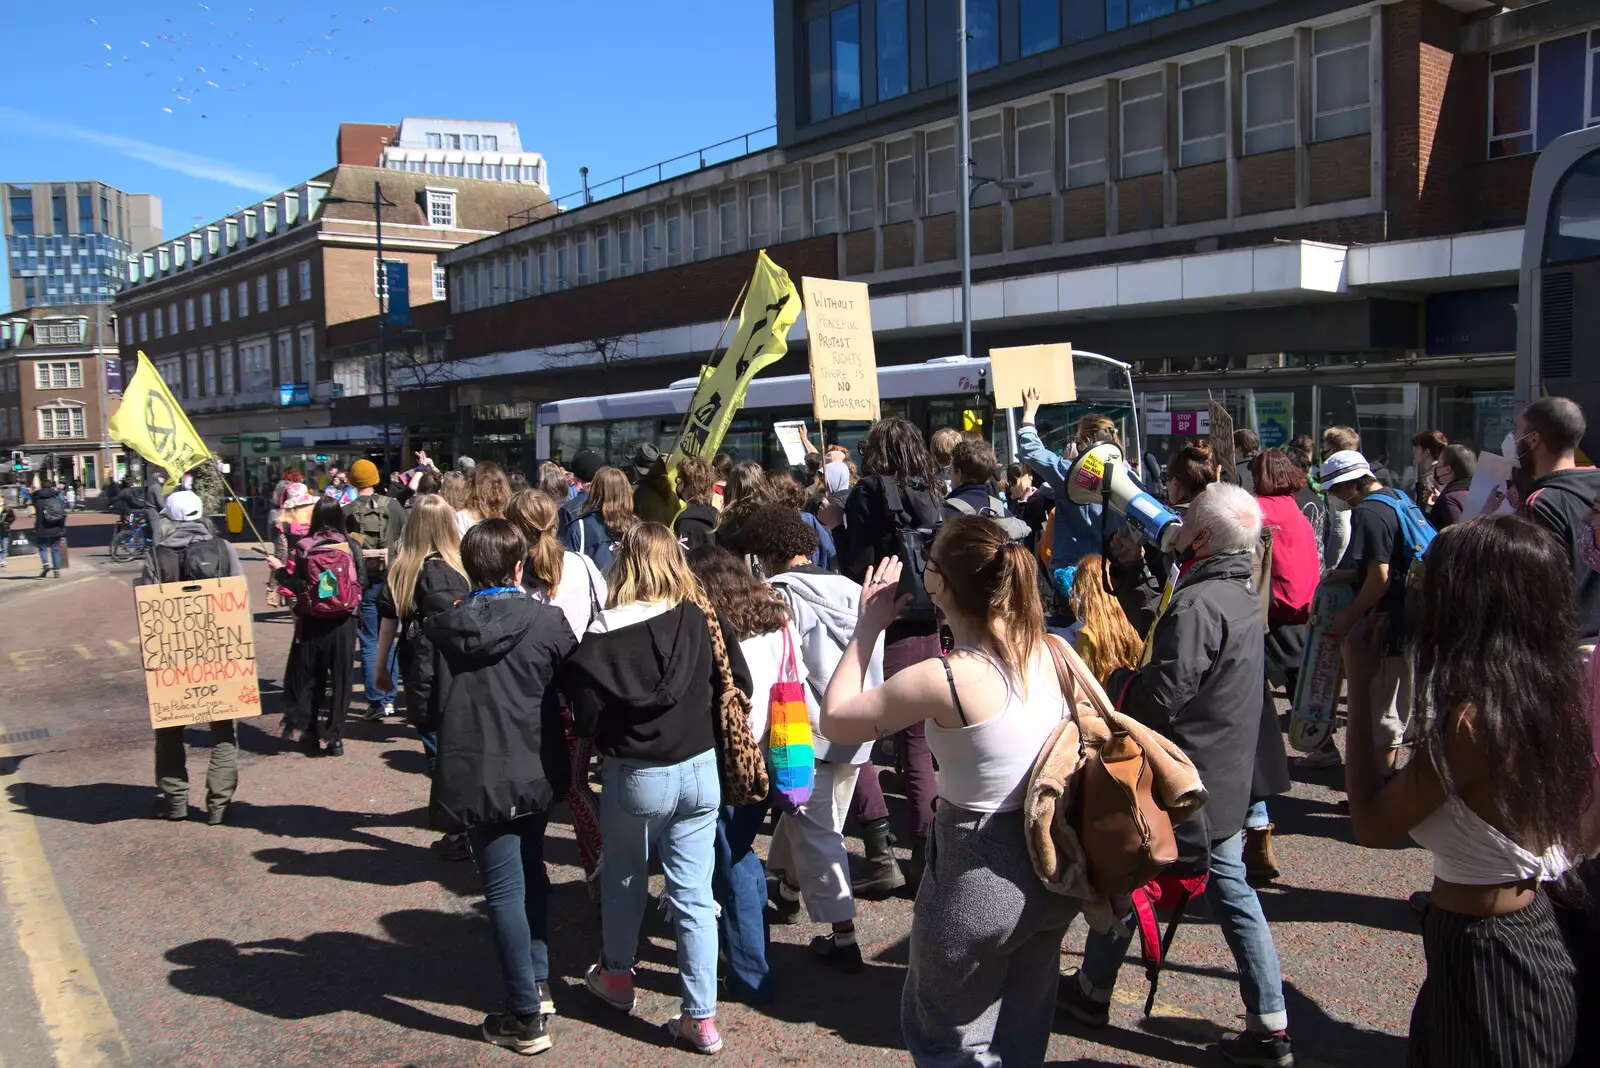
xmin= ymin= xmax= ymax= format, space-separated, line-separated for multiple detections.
xmin=533 ymin=350 xmax=1141 ymax=472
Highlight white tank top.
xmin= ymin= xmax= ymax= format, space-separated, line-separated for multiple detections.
xmin=926 ymin=647 xmax=1067 ymax=814
xmin=1409 ymin=797 xmax=1570 ymax=886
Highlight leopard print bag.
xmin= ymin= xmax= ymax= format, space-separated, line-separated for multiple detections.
xmin=691 ymin=590 xmax=769 ymax=807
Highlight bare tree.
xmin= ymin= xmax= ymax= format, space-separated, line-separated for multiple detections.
xmin=539 ymin=331 xmax=646 ymax=382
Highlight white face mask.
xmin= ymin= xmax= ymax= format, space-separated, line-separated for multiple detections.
xmin=1327 ymin=489 xmax=1350 ymax=511
xmin=1503 ymin=431 xmax=1519 ymax=463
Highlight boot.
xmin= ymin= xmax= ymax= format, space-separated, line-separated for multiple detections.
xmin=850 ymin=817 xmax=905 ymax=899
xmin=1244 ymin=824 xmax=1280 ymax=886
xmin=903 ymin=838 xmax=928 ymax=896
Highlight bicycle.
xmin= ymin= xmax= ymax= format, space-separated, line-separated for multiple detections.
xmin=110 ymin=513 xmax=152 ymax=563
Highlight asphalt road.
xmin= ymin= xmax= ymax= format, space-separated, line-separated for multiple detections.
xmin=0 ymin=538 xmax=1425 ymax=1067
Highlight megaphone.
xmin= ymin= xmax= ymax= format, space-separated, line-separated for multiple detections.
xmin=1065 ymin=442 xmax=1182 ymax=553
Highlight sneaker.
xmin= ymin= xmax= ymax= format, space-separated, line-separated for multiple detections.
xmin=664 ymin=1014 xmax=723 ymax=1055
xmin=482 ymin=1012 xmax=552 ymax=1056
xmin=1216 ymin=1029 xmax=1294 ymax=1067
xmin=279 ymin=722 xmax=301 ymax=744
xmin=51 ymin=570 xmax=60 ymax=579
xmin=299 ymin=734 xmax=322 ymax=758
xmin=382 ymin=700 xmax=396 ymax=719
xmin=1409 ymin=890 xmax=1431 ymax=916
xmin=38 ymin=565 xmax=48 ymax=578
xmin=431 ymin=832 xmax=473 ymax=862
xmin=1290 ymin=745 xmax=1342 ymax=770
xmin=767 ymin=881 xmax=801 ymax=925
xmin=584 ymin=963 xmax=635 ymax=1014
xmin=357 ymin=703 xmax=388 ymax=722
xmin=810 ymin=933 xmax=864 ymax=974
xmin=535 ymin=979 xmax=555 ymax=1017
xmin=152 ymin=797 xmax=188 ymax=821
xmin=1055 ymin=969 xmax=1111 ymax=1028
xmin=323 ymin=741 xmax=345 ymax=757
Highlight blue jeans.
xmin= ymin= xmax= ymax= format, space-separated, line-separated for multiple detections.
xmin=713 ymin=797 xmax=773 ymax=1003
xmin=1078 ymin=831 xmax=1288 ymax=1033
xmin=37 ymin=536 xmax=61 ymax=571
xmin=1245 ymin=800 xmax=1270 ymax=830
xmin=600 ymin=749 xmax=720 ymax=1018
xmin=418 ymin=729 xmax=438 ymax=779
xmin=468 ymin=813 xmax=551 ymax=1017
xmin=358 ymin=581 xmax=397 ymax=706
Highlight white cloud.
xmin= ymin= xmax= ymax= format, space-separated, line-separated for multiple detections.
xmin=0 ymin=107 xmax=286 ymax=195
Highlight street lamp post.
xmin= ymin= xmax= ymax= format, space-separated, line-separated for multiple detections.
xmin=321 ymin=182 xmax=398 ymax=469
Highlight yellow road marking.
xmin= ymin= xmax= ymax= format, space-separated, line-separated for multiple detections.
xmin=0 ymin=727 xmax=132 ymax=1067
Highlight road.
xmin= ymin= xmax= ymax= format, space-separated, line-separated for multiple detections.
xmin=0 ymin=533 xmax=1424 ymax=1067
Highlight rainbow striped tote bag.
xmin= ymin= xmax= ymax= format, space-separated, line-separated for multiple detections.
xmin=766 ymin=627 xmax=814 ymax=813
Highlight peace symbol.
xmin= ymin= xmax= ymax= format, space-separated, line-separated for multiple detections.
xmin=145 ymin=390 xmax=178 ymax=462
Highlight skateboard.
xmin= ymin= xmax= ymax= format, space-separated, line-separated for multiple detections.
xmin=1289 ymin=582 xmax=1356 ymax=753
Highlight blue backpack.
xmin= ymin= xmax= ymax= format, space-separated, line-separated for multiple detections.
xmin=1364 ymin=489 xmax=1437 ymax=593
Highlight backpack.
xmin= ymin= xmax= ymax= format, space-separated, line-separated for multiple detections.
xmin=292 ymin=534 xmax=361 ymax=618
xmin=947 ymin=493 xmax=1032 ymax=542
xmin=1364 ymin=489 xmax=1437 ymax=594
xmin=573 ymin=512 xmax=622 ymax=572
xmin=345 ymin=496 xmax=394 ymax=580
xmin=153 ymin=536 xmax=230 ymax=582
xmin=35 ymin=494 xmax=67 ymax=528
xmin=880 ymin=481 xmax=940 ymax=623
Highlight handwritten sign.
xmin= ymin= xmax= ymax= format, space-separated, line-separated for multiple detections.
xmin=989 ymin=344 xmax=1075 ymax=408
xmin=802 ymin=277 xmax=880 ymax=421
xmin=135 ymin=575 xmax=261 ymax=729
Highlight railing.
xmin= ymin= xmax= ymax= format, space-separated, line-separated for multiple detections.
xmin=508 ymin=125 xmax=779 ymax=228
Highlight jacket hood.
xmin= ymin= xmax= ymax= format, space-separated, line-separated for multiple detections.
xmin=1179 ymin=550 xmax=1255 ymax=588
xmin=1534 ymin=467 xmax=1600 ymax=497
xmin=425 ymin=593 xmax=536 ymax=666
xmin=32 ymin=487 xmax=58 ymax=500
xmin=573 ymin=602 xmax=705 ymax=711
xmin=771 ymin=570 xmax=860 ymax=647
xmin=159 ymin=522 xmax=218 ymax=549
xmin=678 ymin=502 xmax=718 ymax=526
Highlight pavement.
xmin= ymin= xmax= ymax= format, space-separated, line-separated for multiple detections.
xmin=0 ymin=542 xmax=1425 ymax=1068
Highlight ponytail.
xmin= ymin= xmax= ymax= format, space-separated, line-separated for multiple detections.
xmin=505 ymin=489 xmax=566 ymax=592
xmin=933 ymin=515 xmax=1046 ymax=692
xmin=991 ymin=540 xmax=1044 ymax=678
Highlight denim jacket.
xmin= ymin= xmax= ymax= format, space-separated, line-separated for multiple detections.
xmin=1017 ymin=421 xmax=1123 ymax=574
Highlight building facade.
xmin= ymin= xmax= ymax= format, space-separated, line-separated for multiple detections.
xmin=113 ymin=162 xmax=553 ymax=494
xmin=4 ymin=181 xmax=161 ymax=309
xmin=0 ymin=305 xmax=126 ymax=489
xmin=336 ymin=118 xmax=550 ymax=190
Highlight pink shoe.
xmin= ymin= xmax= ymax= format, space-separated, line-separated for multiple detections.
xmin=666 ymin=1014 xmax=723 ymax=1055
xmin=584 ymin=963 xmax=635 ymax=1013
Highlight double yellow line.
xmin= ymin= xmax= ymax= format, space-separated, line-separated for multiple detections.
xmin=0 ymin=729 xmax=132 ymax=1067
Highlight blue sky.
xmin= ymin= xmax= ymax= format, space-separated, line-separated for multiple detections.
xmin=0 ymin=0 xmax=777 ymax=309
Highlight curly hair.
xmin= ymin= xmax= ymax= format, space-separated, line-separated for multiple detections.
xmin=686 ymin=544 xmax=789 ymax=640
xmin=737 ymin=503 xmax=820 ymax=567
xmin=765 ymin=470 xmax=807 ymax=509
xmin=865 ymin=417 xmax=938 ymax=491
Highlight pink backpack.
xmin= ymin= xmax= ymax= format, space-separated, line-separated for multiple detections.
xmin=292 ymin=534 xmax=361 ymax=619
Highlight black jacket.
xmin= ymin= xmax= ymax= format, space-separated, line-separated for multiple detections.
xmin=674 ymin=502 xmax=719 ymax=552
xmin=424 ymin=591 xmax=575 ymax=832
xmin=840 ymin=474 xmax=942 ymax=583
xmin=1526 ymin=467 xmax=1600 ymax=641
xmin=31 ymin=487 xmax=68 ymax=537
xmin=1428 ymin=477 xmax=1471 ymax=530
xmin=562 ymin=601 xmax=751 ymax=765
xmin=1107 ymin=552 xmax=1264 ymax=844
xmin=379 ymin=556 xmax=470 ymax=728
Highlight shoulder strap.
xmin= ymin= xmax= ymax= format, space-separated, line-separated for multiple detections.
xmin=939 ymin=654 xmax=968 ymax=727
xmin=947 ymin=497 xmax=975 ymax=515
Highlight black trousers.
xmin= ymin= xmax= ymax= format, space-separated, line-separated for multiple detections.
xmin=1410 ymin=890 xmax=1576 ymax=1067
xmin=283 ymin=614 xmax=357 ymax=744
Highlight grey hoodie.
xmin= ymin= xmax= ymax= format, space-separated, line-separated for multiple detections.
xmin=770 ymin=567 xmax=884 ymax=764
xmin=136 ymin=522 xmax=243 ymax=586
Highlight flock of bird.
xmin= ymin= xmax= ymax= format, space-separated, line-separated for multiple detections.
xmin=80 ymin=4 xmax=399 ymax=119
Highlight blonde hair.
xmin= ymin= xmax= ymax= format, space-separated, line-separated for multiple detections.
xmin=385 ymin=494 xmax=466 ymax=619
xmin=606 ymin=522 xmax=696 ymax=608
xmin=1069 ymin=556 xmax=1143 ymax=685
xmin=930 ymin=427 xmax=962 ymax=469
xmin=438 ymin=471 xmax=469 ymax=511
xmin=582 ymin=467 xmax=639 ymax=536
xmin=505 ymin=489 xmax=564 ymax=592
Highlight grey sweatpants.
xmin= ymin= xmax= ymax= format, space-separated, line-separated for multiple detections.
xmin=154 ymin=721 xmax=238 ymax=815
xmin=902 ymin=803 xmax=1079 ymax=1068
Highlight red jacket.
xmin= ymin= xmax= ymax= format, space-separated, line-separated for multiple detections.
xmin=1257 ymin=494 xmax=1318 ymax=624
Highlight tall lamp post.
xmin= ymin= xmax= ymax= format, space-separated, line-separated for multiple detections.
xmin=321 ymin=181 xmax=398 ymax=469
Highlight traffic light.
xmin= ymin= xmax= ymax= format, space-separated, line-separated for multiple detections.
xmin=10 ymin=452 xmax=23 ymax=473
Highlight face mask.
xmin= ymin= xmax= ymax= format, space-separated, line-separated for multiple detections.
xmin=1582 ymin=521 xmax=1600 ymax=573
xmin=1502 ymin=432 xmax=1518 ymax=463
xmin=1327 ymin=490 xmax=1350 ymax=511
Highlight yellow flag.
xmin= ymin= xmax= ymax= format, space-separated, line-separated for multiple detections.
xmin=107 ymin=351 xmax=211 ymax=486
xmin=667 ymin=251 xmax=801 ymax=469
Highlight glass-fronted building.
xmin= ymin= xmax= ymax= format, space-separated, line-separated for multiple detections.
xmin=3 ymin=181 xmax=161 ymax=309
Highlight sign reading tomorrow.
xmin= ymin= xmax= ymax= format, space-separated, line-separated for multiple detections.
xmin=135 ymin=576 xmax=262 ymax=730
xmin=802 ymin=277 xmax=881 ymax=422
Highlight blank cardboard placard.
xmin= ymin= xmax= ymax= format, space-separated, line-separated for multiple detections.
xmin=135 ymin=575 xmax=262 ymax=729
xmin=802 ymin=277 xmax=881 ymax=421
xmin=988 ymin=344 xmax=1075 ymax=409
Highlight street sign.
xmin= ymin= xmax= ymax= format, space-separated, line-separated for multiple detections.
xmin=384 ymin=261 xmax=411 ymax=327
xmin=278 ymin=383 xmax=310 ymax=407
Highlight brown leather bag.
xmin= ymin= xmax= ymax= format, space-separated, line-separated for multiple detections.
xmin=1044 ymin=635 xmax=1178 ymax=897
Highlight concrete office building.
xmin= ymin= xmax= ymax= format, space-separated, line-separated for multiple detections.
xmin=3 ymin=181 xmax=161 ymax=309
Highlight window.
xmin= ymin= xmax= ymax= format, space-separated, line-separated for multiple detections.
xmin=220 ymin=342 xmax=235 ymax=394
xmin=926 ymin=126 xmax=957 ymax=215
xmin=277 ymin=334 xmax=294 ymax=384
xmin=778 ymin=169 xmax=805 ymax=241
xmin=967 ymin=0 xmax=999 ymax=71
xmin=445 ymin=133 xmax=462 ymax=150
xmin=1015 ymin=101 xmax=1054 ymax=188
xmin=970 ymin=113 xmax=1005 ymax=204
xmin=464 ymin=134 xmax=480 ymax=151
xmin=642 ymin=210 xmax=661 ymax=271
xmin=449 ymin=162 xmax=465 ymax=177
xmin=1490 ymin=47 xmax=1536 ymax=158
xmin=154 ymin=306 xmax=165 ymax=338
xmin=878 ymin=0 xmax=909 ymax=101
xmin=52 ymin=191 xmax=67 ymax=234
xmin=240 ymin=339 xmax=271 ymax=393
xmin=298 ymin=259 xmax=312 ymax=300
xmin=1120 ymin=72 xmax=1165 ymax=177
xmin=1313 ymin=17 xmax=1371 ymax=142
xmin=806 ymin=3 xmax=861 ymax=122
xmin=204 ymin=348 xmax=216 ymax=396
xmin=484 ymin=134 xmax=499 ymax=151
xmin=184 ymin=298 xmax=196 ymax=331
xmin=556 ymin=240 xmax=570 ymax=288
xmin=201 ymin=292 xmax=212 ymax=327
xmin=1020 ymin=0 xmax=1061 ymax=57
xmin=34 ymin=321 xmax=83 ymax=345
xmin=1244 ymin=38 xmax=1296 ymax=155
xmin=185 ymin=351 xmax=199 ymax=398
xmin=167 ymin=303 xmax=179 ymax=335
xmin=256 ymin=275 xmax=268 ymax=314
xmin=538 ymin=242 xmax=551 ymax=291
xmin=665 ymin=204 xmax=684 ymax=266
xmin=846 ymin=149 xmax=875 ymax=230
xmin=885 ymin=138 xmax=915 ymax=222
xmin=428 ymin=189 xmax=457 ymax=227
xmin=575 ymin=233 xmax=591 ymax=283
xmin=597 ymin=226 xmax=611 ymax=280
xmin=78 ymin=193 xmax=94 ymax=233
xmin=37 ymin=406 xmax=85 ymax=440
xmin=426 ymin=132 xmax=442 ymax=149
xmin=1179 ymin=56 xmax=1227 ymax=166
xmin=691 ymin=195 xmax=711 ymax=260
xmin=237 ymin=282 xmax=249 ymax=318
xmin=718 ymin=187 xmax=740 ymax=255
xmin=433 ymin=263 xmax=448 ymax=300
xmin=617 ymin=217 xmax=634 ymax=276
xmin=299 ymin=326 xmax=316 ymax=385
xmin=747 ymin=179 xmax=769 ymax=245
xmin=139 ymin=311 xmax=149 ymax=342
xmin=220 ymin=287 xmax=231 ymax=322
xmin=9 ymin=193 xmax=34 ymax=236
xmin=34 ymin=361 xmax=82 ymax=389
xmin=812 ymin=160 xmax=839 ymax=235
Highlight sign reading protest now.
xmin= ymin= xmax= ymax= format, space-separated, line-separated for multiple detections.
xmin=802 ymin=277 xmax=881 ymax=421
xmin=135 ymin=575 xmax=262 ymax=729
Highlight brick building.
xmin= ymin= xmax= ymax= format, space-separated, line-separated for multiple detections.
xmin=113 ymin=147 xmax=553 ymax=494
xmin=405 ymin=1 xmax=1591 ymax=477
xmin=0 ymin=305 xmax=126 ymax=491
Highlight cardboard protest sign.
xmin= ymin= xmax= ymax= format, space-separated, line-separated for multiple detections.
xmin=136 ymin=575 xmax=261 ymax=729
xmin=1209 ymin=393 xmax=1236 ymax=484
xmin=988 ymin=344 xmax=1075 ymax=409
xmin=802 ymin=277 xmax=880 ymax=421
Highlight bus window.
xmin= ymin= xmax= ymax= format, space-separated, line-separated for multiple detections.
xmin=1546 ymin=149 xmax=1600 ymax=265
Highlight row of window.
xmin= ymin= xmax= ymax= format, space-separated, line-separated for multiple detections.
xmin=1489 ymin=28 xmax=1600 ymax=158
xmin=454 ymin=17 xmax=1370 ymax=309
xmin=0 ymin=365 xmax=15 ymax=393
xmin=6 ymin=183 xmax=123 ymax=240
xmin=152 ymin=326 xmax=318 ymax=401
xmin=31 ymin=406 xmax=87 ymax=441
xmin=132 ymin=186 xmax=316 ymax=286
xmin=133 ymin=261 xmax=314 ymax=343
xmin=424 ymin=132 xmax=501 ymax=151
xmin=386 ymin=159 xmax=545 ymax=185
xmin=0 ymin=360 xmax=88 ymax=395
xmin=33 ymin=321 xmax=86 ymax=346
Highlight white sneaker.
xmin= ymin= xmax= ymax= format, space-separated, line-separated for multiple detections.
xmin=1290 ymin=745 xmax=1342 ymax=770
